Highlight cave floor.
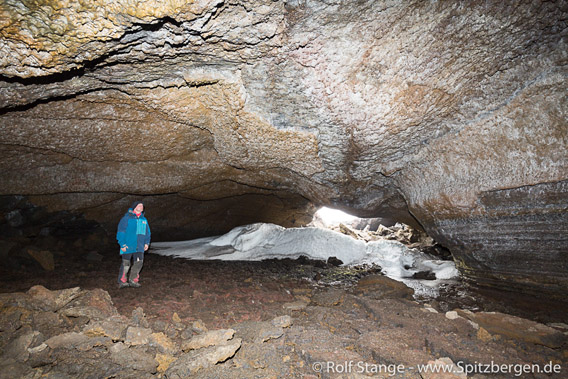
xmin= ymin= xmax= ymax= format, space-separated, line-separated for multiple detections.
xmin=1 ymin=251 xmax=567 ymax=377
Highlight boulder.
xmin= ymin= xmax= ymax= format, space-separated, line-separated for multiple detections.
xmin=181 ymin=329 xmax=235 ymax=352
xmin=156 ymin=353 xmax=177 ymax=374
xmin=124 ymin=326 xmax=153 ymax=346
xmin=44 ymin=332 xmax=90 ymax=350
xmin=27 ymin=285 xmax=81 ymax=312
xmin=2 ymin=331 xmax=40 ymax=362
xmin=58 ymin=288 xmax=118 ymax=320
xmin=165 ymin=338 xmax=242 ymax=378
xmin=457 ymin=310 xmax=568 ymax=348
xmin=131 ymin=306 xmax=150 ymax=328
xmin=353 ymin=274 xmax=414 ymax=300
xmin=149 ymin=332 xmax=179 ymax=355
xmin=191 ymin=319 xmax=208 ymax=334
xmin=83 ymin=318 xmax=128 ymax=341
xmin=110 ymin=346 xmax=158 ymax=374
xmin=24 ymin=248 xmax=54 ymax=271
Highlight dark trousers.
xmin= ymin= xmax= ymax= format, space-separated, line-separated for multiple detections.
xmin=118 ymin=252 xmax=144 ymax=284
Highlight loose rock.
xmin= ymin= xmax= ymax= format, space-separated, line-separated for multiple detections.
xmin=459 ymin=311 xmax=568 ymax=348
xmin=353 ymin=274 xmax=414 ymax=299
xmin=182 ymin=329 xmax=235 ymax=351
xmin=166 ymin=338 xmax=242 ymax=378
xmin=125 ymin=326 xmax=153 ymax=346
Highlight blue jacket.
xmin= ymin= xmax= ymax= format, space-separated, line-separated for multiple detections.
xmin=116 ymin=209 xmax=151 ymax=254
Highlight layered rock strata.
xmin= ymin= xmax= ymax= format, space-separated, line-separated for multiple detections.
xmin=0 ymin=1 xmax=566 ymax=295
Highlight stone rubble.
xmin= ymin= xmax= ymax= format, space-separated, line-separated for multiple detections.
xmin=333 ymin=221 xmax=447 ymax=258
xmin=0 ymin=285 xmax=245 ymax=377
xmin=1 ymin=281 xmax=566 ymax=378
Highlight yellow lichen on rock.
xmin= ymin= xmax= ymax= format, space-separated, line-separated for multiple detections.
xmin=0 ymin=0 xmax=221 ymax=76
xmin=155 ymin=353 xmax=177 ymax=373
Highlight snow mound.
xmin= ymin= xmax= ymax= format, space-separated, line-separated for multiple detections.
xmin=178 ymin=223 xmax=367 ymax=264
xmin=151 ymin=223 xmax=459 ymax=297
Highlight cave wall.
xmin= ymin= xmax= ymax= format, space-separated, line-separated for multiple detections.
xmin=0 ymin=0 xmax=566 ymax=295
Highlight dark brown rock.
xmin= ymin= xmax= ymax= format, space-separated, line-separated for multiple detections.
xmin=58 ymin=288 xmax=118 ymax=321
xmin=310 ymin=288 xmax=345 ymax=307
xmin=181 ymin=329 xmax=235 ymax=352
xmin=124 ymin=326 xmax=153 ymax=346
xmin=2 ymin=331 xmax=39 ymax=362
xmin=412 ymin=271 xmax=436 ymax=281
xmin=326 ymin=256 xmax=343 ymax=267
xmin=24 ymin=248 xmax=54 ymax=271
xmin=27 ymin=285 xmax=81 ymax=312
xmin=44 ymin=332 xmax=90 ymax=350
xmin=165 ymin=338 xmax=242 ymax=378
xmin=110 ymin=345 xmax=158 ymax=374
xmin=457 ymin=310 xmax=568 ymax=349
xmin=83 ymin=317 xmax=128 ymax=341
xmin=353 ymin=274 xmax=415 ymax=300
xmin=149 ymin=332 xmax=179 ymax=355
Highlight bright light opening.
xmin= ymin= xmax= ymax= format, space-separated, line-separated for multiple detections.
xmin=313 ymin=206 xmax=357 ymax=227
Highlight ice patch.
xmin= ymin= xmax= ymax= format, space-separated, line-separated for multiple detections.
xmin=365 ymin=240 xmax=415 ymax=278
xmin=151 ymin=223 xmax=459 ymax=298
xmin=170 ymin=223 xmax=367 ymax=264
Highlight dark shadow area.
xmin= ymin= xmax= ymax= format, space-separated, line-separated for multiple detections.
xmin=2 ymin=249 xmax=567 ymax=326
xmin=1 ymin=197 xmax=566 ymax=377
xmin=5 ymin=195 xmax=566 ymax=323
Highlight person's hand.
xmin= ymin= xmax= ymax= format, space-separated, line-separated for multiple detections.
xmin=121 ymin=246 xmax=127 ymax=252
xmin=144 ymin=244 xmax=149 ymax=251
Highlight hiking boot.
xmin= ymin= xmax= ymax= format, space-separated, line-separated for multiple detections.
xmin=128 ymin=280 xmax=141 ymax=288
xmin=118 ymin=282 xmax=129 ymax=289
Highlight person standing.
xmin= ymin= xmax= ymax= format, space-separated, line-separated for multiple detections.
xmin=116 ymin=201 xmax=151 ymax=288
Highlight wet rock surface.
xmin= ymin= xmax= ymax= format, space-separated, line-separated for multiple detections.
xmin=1 ymin=251 xmax=567 ymax=378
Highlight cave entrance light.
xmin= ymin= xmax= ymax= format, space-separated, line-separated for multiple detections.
xmin=312 ymin=206 xmax=358 ymax=228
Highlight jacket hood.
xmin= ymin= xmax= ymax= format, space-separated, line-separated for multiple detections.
xmin=131 ymin=201 xmax=144 ymax=209
xmin=129 ymin=201 xmax=145 ymax=215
